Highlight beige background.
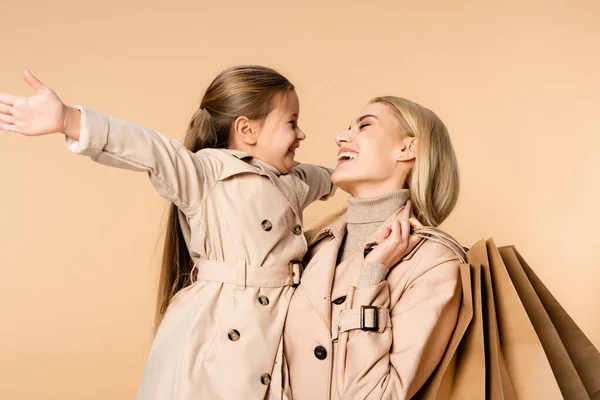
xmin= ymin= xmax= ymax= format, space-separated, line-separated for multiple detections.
xmin=1 ymin=1 xmax=599 ymax=398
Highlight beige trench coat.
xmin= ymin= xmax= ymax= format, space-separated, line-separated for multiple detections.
xmin=66 ymin=106 xmax=336 ymax=400
xmin=283 ymin=203 xmax=462 ymax=399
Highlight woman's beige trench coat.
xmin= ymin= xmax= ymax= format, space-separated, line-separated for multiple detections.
xmin=283 ymin=202 xmax=462 ymax=399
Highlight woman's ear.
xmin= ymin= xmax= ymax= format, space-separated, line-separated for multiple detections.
xmin=233 ymin=116 xmax=257 ymax=145
xmin=397 ymin=137 xmax=418 ymax=161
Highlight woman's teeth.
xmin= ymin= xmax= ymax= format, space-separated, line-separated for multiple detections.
xmin=337 ymin=152 xmax=358 ymax=161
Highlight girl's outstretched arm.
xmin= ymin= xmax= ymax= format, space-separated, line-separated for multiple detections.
xmin=1 ymin=70 xmax=220 ymax=216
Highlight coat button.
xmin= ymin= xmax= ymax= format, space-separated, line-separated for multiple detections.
xmin=332 ymin=296 xmax=347 ymax=305
xmin=261 ymin=220 xmax=273 ymax=231
xmin=292 ymin=224 xmax=303 ymax=235
xmin=314 ymin=345 xmax=327 ymax=360
xmin=228 ymin=329 xmax=241 ymax=341
xmin=258 ymin=295 xmax=270 ymax=306
xmin=260 ymin=373 xmax=271 ymax=385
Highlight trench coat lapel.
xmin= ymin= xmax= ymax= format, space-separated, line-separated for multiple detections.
xmin=257 ymin=164 xmax=305 ymax=222
xmin=298 ymin=201 xmax=426 ymax=331
xmin=299 ymin=216 xmax=346 ymax=330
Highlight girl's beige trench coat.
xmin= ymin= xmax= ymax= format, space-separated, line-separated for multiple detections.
xmin=66 ymin=106 xmax=336 ymax=399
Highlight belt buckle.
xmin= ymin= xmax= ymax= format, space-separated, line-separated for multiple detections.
xmin=360 ymin=306 xmax=379 ymax=331
xmin=289 ymin=260 xmax=305 ymax=287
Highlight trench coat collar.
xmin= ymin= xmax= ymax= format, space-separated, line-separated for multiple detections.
xmin=217 ymin=148 xmax=305 ymax=221
xmin=218 ymin=149 xmax=261 ymax=179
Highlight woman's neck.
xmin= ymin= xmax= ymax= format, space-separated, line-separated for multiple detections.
xmin=338 ymin=189 xmax=410 ymax=263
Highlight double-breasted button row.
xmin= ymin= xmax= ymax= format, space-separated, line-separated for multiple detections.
xmin=260 ymin=220 xmax=303 ymax=236
xmin=314 ymin=345 xmax=327 ymax=360
xmin=292 ymin=224 xmax=303 ymax=235
xmin=260 ymin=373 xmax=271 ymax=385
xmin=227 ymin=330 xmax=272 ymax=386
xmin=228 ymin=329 xmax=241 ymax=341
xmin=258 ymin=295 xmax=269 ymax=306
xmin=261 ymin=220 xmax=273 ymax=231
xmin=230 ymin=296 xmax=270 ymax=343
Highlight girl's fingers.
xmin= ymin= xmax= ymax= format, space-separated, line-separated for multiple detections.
xmin=23 ymin=69 xmax=46 ymax=92
xmin=1 ymin=123 xmax=19 ymax=132
xmin=0 ymin=92 xmax=16 ymax=106
xmin=0 ymin=104 xmax=12 ymax=114
xmin=0 ymin=113 xmax=15 ymax=125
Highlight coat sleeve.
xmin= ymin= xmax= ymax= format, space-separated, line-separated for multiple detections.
xmin=337 ymin=256 xmax=461 ymax=399
xmin=65 ymin=106 xmax=221 ymax=216
xmin=290 ymin=163 xmax=336 ymax=209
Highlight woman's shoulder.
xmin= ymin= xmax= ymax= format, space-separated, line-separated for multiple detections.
xmin=395 ymin=233 xmax=463 ymax=283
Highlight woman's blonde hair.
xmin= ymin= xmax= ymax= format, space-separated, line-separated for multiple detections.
xmin=155 ymin=65 xmax=294 ymax=332
xmin=306 ymin=96 xmax=462 ymax=256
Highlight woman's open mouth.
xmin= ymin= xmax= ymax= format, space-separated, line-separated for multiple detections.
xmin=337 ymin=149 xmax=358 ymax=164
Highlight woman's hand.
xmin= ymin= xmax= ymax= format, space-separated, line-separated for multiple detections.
xmin=0 ymin=69 xmax=78 ymax=138
xmin=364 ymin=218 xmax=422 ymax=268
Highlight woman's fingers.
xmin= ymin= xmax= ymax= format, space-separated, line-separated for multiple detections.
xmin=387 ymin=220 xmax=401 ymax=241
xmin=400 ymin=219 xmax=410 ymax=243
xmin=409 ymin=217 xmax=423 ymax=229
xmin=408 ymin=234 xmax=421 ymax=249
xmin=382 ymin=223 xmax=392 ymax=240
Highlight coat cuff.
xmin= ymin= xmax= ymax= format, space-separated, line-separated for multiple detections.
xmin=357 ymin=261 xmax=389 ymax=288
xmin=65 ymin=105 xmax=109 ymax=157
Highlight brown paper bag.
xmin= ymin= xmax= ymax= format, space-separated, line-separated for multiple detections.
xmin=508 ymin=246 xmax=600 ymax=399
xmin=480 ymin=239 xmax=563 ymax=399
xmin=467 ymin=240 xmax=518 ymax=400
xmin=499 ymin=245 xmax=589 ymax=399
xmin=417 ymin=238 xmax=597 ymax=400
xmin=418 ymin=263 xmax=479 ymax=400
xmin=449 ymin=263 xmax=486 ymax=400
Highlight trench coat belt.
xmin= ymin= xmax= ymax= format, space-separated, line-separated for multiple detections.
xmin=194 ymin=259 xmax=304 ymax=290
xmin=332 ymin=307 xmax=392 ymax=340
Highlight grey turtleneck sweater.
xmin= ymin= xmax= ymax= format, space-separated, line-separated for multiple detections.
xmin=336 ymin=189 xmax=410 ymax=287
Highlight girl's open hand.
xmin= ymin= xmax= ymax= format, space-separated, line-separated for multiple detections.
xmin=0 ymin=69 xmax=67 ymax=136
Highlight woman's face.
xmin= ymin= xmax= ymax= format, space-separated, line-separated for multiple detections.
xmin=331 ymin=102 xmax=416 ymax=197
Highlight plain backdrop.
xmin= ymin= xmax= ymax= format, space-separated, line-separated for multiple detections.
xmin=1 ymin=1 xmax=599 ymax=398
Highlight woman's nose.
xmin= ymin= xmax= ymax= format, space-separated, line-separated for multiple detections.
xmin=335 ymin=128 xmax=352 ymax=146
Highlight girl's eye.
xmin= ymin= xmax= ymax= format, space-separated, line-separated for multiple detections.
xmin=289 ymin=121 xmax=298 ymax=129
xmin=358 ymin=123 xmax=371 ymax=130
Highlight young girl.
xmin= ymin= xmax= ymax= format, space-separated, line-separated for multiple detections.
xmin=0 ymin=66 xmax=338 ymax=399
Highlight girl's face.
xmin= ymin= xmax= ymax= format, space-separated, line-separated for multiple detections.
xmin=253 ymin=91 xmax=305 ymax=173
xmin=332 ymin=102 xmax=416 ymax=197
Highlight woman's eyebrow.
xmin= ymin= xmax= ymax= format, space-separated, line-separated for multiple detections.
xmin=356 ymin=114 xmax=378 ymax=123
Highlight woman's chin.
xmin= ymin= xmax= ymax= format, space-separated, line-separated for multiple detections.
xmin=331 ymin=170 xmax=354 ymax=193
